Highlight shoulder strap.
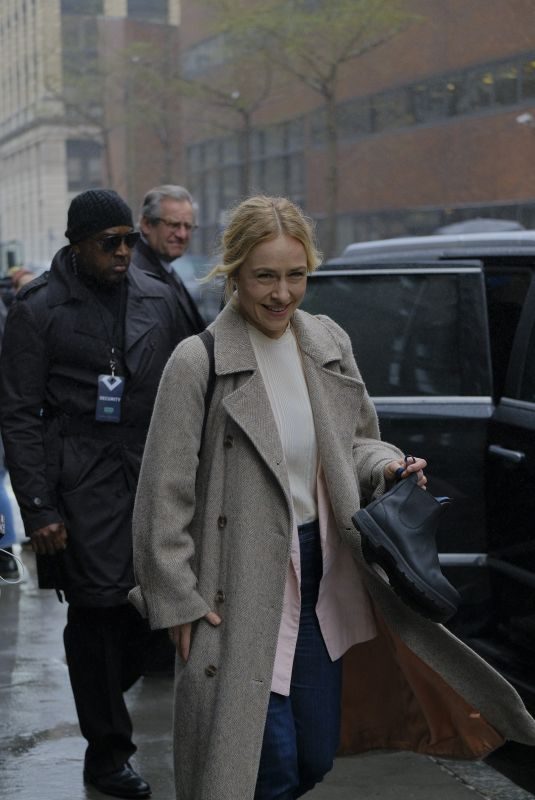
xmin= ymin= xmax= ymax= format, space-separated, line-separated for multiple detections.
xmin=198 ymin=329 xmax=215 ymax=449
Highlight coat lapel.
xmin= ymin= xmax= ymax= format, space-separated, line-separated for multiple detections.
xmin=291 ymin=310 xmax=367 ymax=514
xmin=214 ymin=305 xmax=292 ymax=506
xmin=47 ymin=250 xmax=109 ymax=344
xmin=47 ymin=250 xmax=159 ymax=365
xmin=133 ymin=239 xmax=204 ymax=333
xmin=124 ymin=266 xmax=159 ymax=375
xmin=72 ymin=297 xmax=108 ymax=342
xmin=213 ymin=304 xmax=367 ymax=517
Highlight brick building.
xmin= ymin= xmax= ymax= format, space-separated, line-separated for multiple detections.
xmin=4 ymin=1 xmax=535 ymax=267
xmin=179 ymin=0 xmax=535 ymax=257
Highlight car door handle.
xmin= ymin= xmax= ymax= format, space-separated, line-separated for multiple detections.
xmin=488 ymin=444 xmax=526 ymax=464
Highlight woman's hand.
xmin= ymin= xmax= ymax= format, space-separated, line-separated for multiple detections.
xmin=384 ymin=455 xmax=427 ymax=489
xmin=169 ymin=610 xmax=222 ymax=663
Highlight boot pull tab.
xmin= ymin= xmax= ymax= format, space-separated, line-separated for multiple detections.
xmin=395 ymin=456 xmax=452 ymax=506
xmin=394 ymin=454 xmax=417 ymax=482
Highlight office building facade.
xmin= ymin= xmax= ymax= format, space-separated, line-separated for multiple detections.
xmin=0 ymin=0 xmax=181 ymax=268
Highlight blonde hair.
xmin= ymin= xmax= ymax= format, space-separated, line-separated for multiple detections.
xmin=205 ymin=195 xmax=322 ymax=300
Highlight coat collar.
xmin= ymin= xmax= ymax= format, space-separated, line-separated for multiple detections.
xmin=212 ymin=303 xmax=291 ymax=512
xmin=47 ymin=246 xmax=89 ymax=305
xmin=211 ymin=302 xmax=343 ymax=375
xmin=46 ymin=246 xmax=163 ymax=307
xmin=132 ymin=237 xmax=162 ymax=273
xmin=132 ymin=239 xmax=205 ymax=334
xmin=291 ymin=308 xmax=343 ymax=366
xmin=45 ymin=246 xmax=164 ymax=373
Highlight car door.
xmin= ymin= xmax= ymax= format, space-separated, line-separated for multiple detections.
xmin=484 ymin=274 xmax=535 ymax=688
xmin=302 ymin=260 xmax=494 ymax=632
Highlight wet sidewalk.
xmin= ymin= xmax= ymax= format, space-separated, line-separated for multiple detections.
xmin=1 ymin=549 xmax=534 ymax=800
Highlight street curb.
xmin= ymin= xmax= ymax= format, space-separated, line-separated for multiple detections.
xmin=435 ymin=758 xmax=535 ymax=800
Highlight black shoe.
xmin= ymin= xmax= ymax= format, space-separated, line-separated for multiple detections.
xmin=353 ymin=474 xmax=461 ymax=624
xmin=0 ymin=547 xmax=19 ymax=579
xmin=84 ymin=763 xmax=151 ymax=799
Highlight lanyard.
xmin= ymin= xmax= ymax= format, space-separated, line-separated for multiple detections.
xmin=93 ymin=280 xmax=127 ymax=376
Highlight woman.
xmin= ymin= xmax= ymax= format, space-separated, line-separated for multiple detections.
xmin=130 ymin=196 xmax=535 ymax=800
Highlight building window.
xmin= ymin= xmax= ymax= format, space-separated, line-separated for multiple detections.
xmin=62 ymin=15 xmax=98 ymax=62
xmin=66 ymin=139 xmax=103 ymax=191
xmin=127 ymin=0 xmax=168 ymax=23
xmin=494 ymin=63 xmax=520 ymax=106
xmin=521 ymin=59 xmax=535 ymax=98
xmin=264 ymin=126 xmax=286 ymax=156
xmin=187 ymin=118 xmax=305 ymax=251
xmin=309 ymin=49 xmax=535 ymax=145
xmin=181 ymin=33 xmax=229 ymax=78
xmin=251 ymin=129 xmax=265 ymax=159
xmin=221 ymin=165 xmax=240 ymax=207
xmin=61 ymin=0 xmax=103 ymax=15
xmin=371 ymin=89 xmax=415 ymax=132
xmin=188 ymin=143 xmax=204 ymax=172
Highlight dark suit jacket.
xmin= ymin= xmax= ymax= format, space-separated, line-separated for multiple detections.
xmin=132 ymin=238 xmax=205 ymax=336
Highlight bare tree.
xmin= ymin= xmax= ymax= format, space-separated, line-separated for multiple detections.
xmin=43 ymin=32 xmax=183 ymax=196
xmin=107 ymin=39 xmax=183 ymax=192
xmin=179 ymin=32 xmax=274 ymax=197
xmin=207 ymin=0 xmax=417 ymax=256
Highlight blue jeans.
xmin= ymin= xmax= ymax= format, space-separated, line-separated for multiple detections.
xmin=0 ymin=467 xmax=16 ymax=549
xmin=255 ymin=521 xmax=342 ymax=800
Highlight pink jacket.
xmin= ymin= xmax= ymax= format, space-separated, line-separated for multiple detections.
xmin=272 ymin=466 xmax=377 ymax=694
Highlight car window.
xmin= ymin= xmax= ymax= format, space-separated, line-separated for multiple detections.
xmin=484 ymin=269 xmax=532 ymax=400
xmin=303 ymin=270 xmax=491 ymax=397
xmin=509 ymin=286 xmax=535 ymax=404
xmin=517 ymin=303 xmax=535 ymax=404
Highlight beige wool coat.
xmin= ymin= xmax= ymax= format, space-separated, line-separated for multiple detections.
xmin=130 ymin=302 xmax=535 ymax=800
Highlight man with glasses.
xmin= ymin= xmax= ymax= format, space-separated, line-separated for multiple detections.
xmin=0 ymin=189 xmax=186 ymax=799
xmin=133 ymin=184 xmax=205 ymax=334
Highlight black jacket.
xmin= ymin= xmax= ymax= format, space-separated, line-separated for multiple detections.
xmin=0 ymin=247 xmax=185 ymax=605
xmin=131 ymin=238 xmax=205 ymax=334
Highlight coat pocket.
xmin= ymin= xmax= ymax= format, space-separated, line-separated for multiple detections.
xmin=177 ymin=616 xmax=222 ymax=686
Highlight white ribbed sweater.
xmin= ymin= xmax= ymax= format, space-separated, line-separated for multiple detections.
xmin=247 ymin=322 xmax=318 ymax=525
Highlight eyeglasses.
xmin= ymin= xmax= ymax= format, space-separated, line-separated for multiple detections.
xmin=91 ymin=232 xmax=140 ymax=252
xmin=153 ymin=218 xmax=198 ymax=233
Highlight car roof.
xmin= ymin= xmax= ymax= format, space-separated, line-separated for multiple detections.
xmin=434 ymin=218 xmax=525 ymax=234
xmin=324 ymin=231 xmax=535 ymax=268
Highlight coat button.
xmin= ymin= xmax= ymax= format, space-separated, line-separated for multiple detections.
xmin=32 ymin=497 xmax=43 ymax=507
xmin=223 ymin=435 xmax=234 ymax=448
xmin=215 ymin=590 xmax=225 ymax=604
xmin=205 ymin=664 xmax=218 ymax=677
xmin=217 ymin=515 xmax=227 ymax=529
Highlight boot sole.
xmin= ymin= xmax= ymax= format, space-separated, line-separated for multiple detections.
xmin=356 ymin=511 xmax=458 ymax=624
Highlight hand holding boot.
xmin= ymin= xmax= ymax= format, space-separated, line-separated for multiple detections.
xmin=384 ymin=455 xmax=427 ymax=488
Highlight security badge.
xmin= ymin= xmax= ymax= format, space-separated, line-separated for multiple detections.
xmin=96 ymin=373 xmax=125 ymax=423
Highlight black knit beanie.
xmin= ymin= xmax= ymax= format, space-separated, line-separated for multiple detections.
xmin=65 ymin=189 xmax=134 ymax=244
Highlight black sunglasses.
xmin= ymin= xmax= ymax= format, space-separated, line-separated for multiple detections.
xmin=92 ymin=232 xmax=140 ymax=252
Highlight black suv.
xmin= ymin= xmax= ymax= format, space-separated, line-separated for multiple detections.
xmin=301 ymin=231 xmax=535 ymax=702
